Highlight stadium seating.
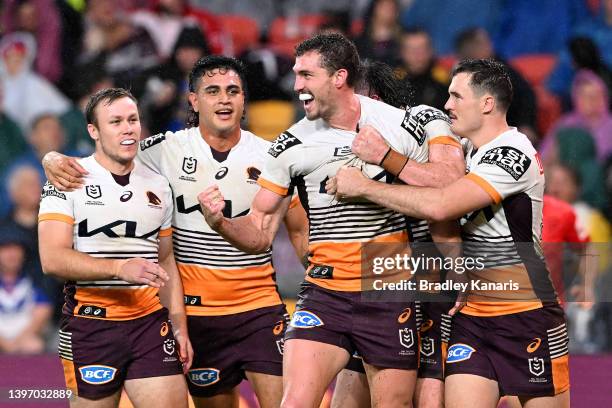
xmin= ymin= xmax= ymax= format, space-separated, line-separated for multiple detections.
xmin=218 ymin=14 xmax=261 ymax=56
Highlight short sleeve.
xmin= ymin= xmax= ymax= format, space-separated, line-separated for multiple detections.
xmin=418 ymin=107 xmax=460 ymax=149
xmin=38 ymin=181 xmax=74 ymax=224
xmin=159 ymin=183 xmax=174 ymax=237
xmin=137 ymin=133 xmax=167 ymax=174
xmin=257 ymin=131 xmax=301 ymax=196
xmin=465 ymin=146 xmax=533 ymax=204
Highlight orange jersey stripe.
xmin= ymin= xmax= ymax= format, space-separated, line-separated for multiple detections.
xmin=428 ymin=136 xmax=461 ymax=148
xmin=179 ymin=263 xmax=282 ymax=316
xmin=61 ymin=359 xmax=78 ymax=396
xmin=159 ymin=227 xmax=172 ymax=237
xmin=552 ymin=354 xmax=570 ymax=395
xmin=257 ymin=177 xmax=289 ymax=196
xmin=39 ymin=213 xmax=75 ymax=225
xmin=72 ymin=287 xmax=162 ymax=320
xmin=465 ymin=173 xmax=502 ymax=204
xmin=461 ymin=301 xmax=543 ymax=316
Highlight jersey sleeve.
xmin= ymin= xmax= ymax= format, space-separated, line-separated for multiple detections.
xmin=159 ymin=182 xmax=174 ymax=237
xmin=258 ymin=131 xmax=302 ymax=196
xmin=420 ymin=107 xmax=461 ymax=148
xmin=38 ymin=181 xmax=75 ymax=224
xmin=465 ymin=146 xmax=534 ymax=204
xmin=137 ymin=132 xmax=168 ymax=174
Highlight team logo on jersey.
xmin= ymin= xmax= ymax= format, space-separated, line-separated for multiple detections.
xmin=420 ymin=336 xmax=435 ymax=357
xmin=290 ymin=311 xmax=324 ymax=328
xmin=447 ymin=343 xmax=475 ymax=363
xmin=479 ymin=146 xmax=532 ymax=181
xmin=140 ymin=133 xmax=165 ymax=151
xmin=86 ymin=185 xmax=102 ymax=199
xmin=79 ymin=365 xmax=117 ymax=385
xmin=397 ymin=308 xmax=412 ymax=324
xmin=528 ymin=357 xmax=545 ymax=376
xmin=146 ymin=191 xmax=161 ymax=207
xmin=182 ymin=157 xmax=197 ymax=174
xmin=77 ymin=305 xmax=106 ymax=318
xmin=527 ymin=337 xmax=541 ymax=353
xmin=399 ymin=328 xmax=415 ymax=349
xmin=268 ymin=131 xmax=301 ymax=157
xmin=246 ymin=166 xmax=261 ymax=184
xmin=41 ymin=181 xmax=66 ymax=200
xmin=189 ymin=368 xmax=220 ymax=386
xmin=120 ymin=191 xmax=133 ymax=202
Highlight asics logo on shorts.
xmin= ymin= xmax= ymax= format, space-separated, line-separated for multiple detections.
xmin=397 ymin=308 xmax=411 ymax=323
xmin=527 ymin=337 xmax=541 ymax=353
xmin=189 ymin=368 xmax=220 ymax=386
xmin=290 ymin=311 xmax=324 ymax=328
xmin=447 ymin=344 xmax=476 ymax=363
xmin=79 ymin=365 xmax=117 ymax=385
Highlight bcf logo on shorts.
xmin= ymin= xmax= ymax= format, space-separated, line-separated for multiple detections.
xmin=79 ymin=365 xmax=117 ymax=385
xmin=447 ymin=343 xmax=476 ymax=363
xmin=189 ymin=368 xmax=220 ymax=386
xmin=290 ymin=311 xmax=324 ymax=328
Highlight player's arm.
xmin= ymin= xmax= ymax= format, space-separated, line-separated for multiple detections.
xmin=157 ymin=234 xmax=193 ymax=373
xmin=352 ymin=125 xmax=465 ymax=187
xmin=328 ymin=168 xmax=492 ymax=222
xmin=38 ymin=220 xmax=169 ymax=286
xmin=42 ymin=151 xmax=88 ymax=190
xmin=284 ymin=196 xmax=309 ymax=264
xmin=199 ymin=186 xmax=292 ymax=254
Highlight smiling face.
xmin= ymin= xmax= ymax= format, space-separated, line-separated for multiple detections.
xmin=88 ymin=96 xmax=141 ymax=166
xmin=445 ymin=72 xmax=485 ymax=138
xmin=293 ymin=51 xmax=337 ymax=121
xmin=189 ymin=68 xmax=244 ymax=137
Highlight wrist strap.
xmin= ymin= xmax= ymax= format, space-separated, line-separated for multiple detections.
xmin=380 ymin=149 xmax=409 ymax=176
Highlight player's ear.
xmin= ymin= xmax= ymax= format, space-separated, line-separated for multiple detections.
xmin=188 ymin=92 xmax=199 ymax=112
xmin=482 ymin=94 xmax=495 ymax=115
xmin=87 ymin=123 xmax=99 ymax=142
xmin=334 ymin=69 xmax=348 ymax=88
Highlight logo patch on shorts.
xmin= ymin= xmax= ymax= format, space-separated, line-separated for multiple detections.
xmin=420 ymin=336 xmax=435 ymax=357
xmin=77 ymin=305 xmax=106 ymax=318
xmin=527 ymin=337 xmax=541 ymax=353
xmin=447 ymin=343 xmax=475 ymax=363
xmin=189 ymin=368 xmax=220 ymax=386
xmin=276 ymin=339 xmax=285 ymax=355
xmin=268 ymin=132 xmax=301 ymax=157
xmin=419 ymin=319 xmax=433 ymax=332
xmin=160 ymin=322 xmax=169 ymax=337
xmin=397 ymin=308 xmax=411 ymax=323
xmin=79 ymin=365 xmax=117 ymax=385
xmin=308 ymin=265 xmax=334 ymax=279
xmin=478 ymin=146 xmax=531 ymax=180
xmin=528 ymin=357 xmax=545 ymax=376
xmin=290 ymin=311 xmax=324 ymax=328
xmin=399 ymin=328 xmax=415 ymax=349
xmin=184 ymin=295 xmax=202 ymax=306
xmin=273 ymin=320 xmax=285 ymax=336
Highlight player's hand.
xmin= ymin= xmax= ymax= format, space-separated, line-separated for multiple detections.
xmin=112 ymin=258 xmax=169 ymax=288
xmin=42 ymin=151 xmax=88 ymax=191
xmin=328 ymin=166 xmax=370 ymax=200
xmin=352 ymin=125 xmax=390 ymax=165
xmin=174 ymin=328 xmax=194 ymax=374
xmin=448 ymin=290 xmax=467 ymax=316
xmin=198 ymin=186 xmax=226 ymax=230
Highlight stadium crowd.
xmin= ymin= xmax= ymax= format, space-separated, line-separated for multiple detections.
xmin=0 ymin=0 xmax=611 ymax=374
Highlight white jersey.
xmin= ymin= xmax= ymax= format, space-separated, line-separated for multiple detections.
xmin=38 ymin=156 xmax=173 ymax=320
xmin=259 ymin=95 xmax=456 ymax=291
xmin=461 ymin=127 xmax=557 ymax=316
xmin=137 ymin=127 xmax=282 ymax=315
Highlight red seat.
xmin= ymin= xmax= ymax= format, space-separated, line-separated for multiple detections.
xmin=268 ymin=14 xmax=328 ymax=56
xmin=509 ymin=54 xmax=557 ymax=87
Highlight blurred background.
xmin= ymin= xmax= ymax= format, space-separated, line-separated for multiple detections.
xmin=0 ymin=0 xmax=611 ymax=406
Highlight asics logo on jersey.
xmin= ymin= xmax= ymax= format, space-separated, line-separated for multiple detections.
xmin=120 ymin=191 xmax=133 ymax=202
xmin=77 ymin=219 xmax=160 ymax=239
xmin=189 ymin=368 xmax=220 ymax=386
xmin=290 ymin=311 xmax=324 ymax=328
xmin=479 ymin=146 xmax=532 ymax=181
xmin=79 ymin=365 xmax=117 ymax=384
xmin=215 ymin=166 xmax=228 ymax=179
xmin=447 ymin=343 xmax=476 ymax=363
xmin=268 ymin=132 xmax=301 ymax=157
xmin=527 ymin=337 xmax=541 ymax=353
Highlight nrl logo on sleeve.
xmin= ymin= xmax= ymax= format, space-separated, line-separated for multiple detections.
xmin=268 ymin=132 xmax=301 ymax=157
xmin=140 ymin=133 xmax=165 ymax=151
xmin=479 ymin=146 xmax=532 ymax=180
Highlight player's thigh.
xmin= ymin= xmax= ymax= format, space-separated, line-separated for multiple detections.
xmin=519 ymin=389 xmax=570 ymax=408
xmin=68 ymin=391 xmax=121 ymax=408
xmin=363 ymin=362 xmax=417 ymax=408
xmin=414 ymin=377 xmax=444 ymax=408
xmin=330 ymin=369 xmax=370 ymax=408
xmin=282 ymin=338 xmax=350 ymax=408
xmin=245 ymin=371 xmax=283 ymax=408
xmin=123 ymin=374 xmax=188 ymax=408
xmin=192 ymin=387 xmax=240 ymax=408
xmin=445 ymin=374 xmax=499 ymax=408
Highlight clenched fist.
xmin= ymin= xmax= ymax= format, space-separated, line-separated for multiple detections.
xmin=352 ymin=125 xmax=390 ymax=165
xmin=198 ymin=185 xmax=226 ymax=230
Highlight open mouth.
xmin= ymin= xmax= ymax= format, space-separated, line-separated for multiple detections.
xmin=299 ymin=93 xmax=314 ymax=107
xmin=120 ymin=139 xmax=136 ymax=146
xmin=215 ymin=108 xmax=233 ymax=120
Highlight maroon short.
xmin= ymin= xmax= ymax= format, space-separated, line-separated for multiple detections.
xmin=186 ymin=304 xmax=288 ymax=398
xmin=58 ymin=308 xmax=183 ymax=400
xmin=415 ymin=301 xmax=453 ymax=380
xmin=286 ymin=283 xmax=418 ymax=370
xmin=445 ymin=304 xmax=570 ymax=397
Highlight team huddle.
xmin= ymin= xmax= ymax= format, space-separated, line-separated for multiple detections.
xmin=38 ymin=33 xmax=569 ymax=408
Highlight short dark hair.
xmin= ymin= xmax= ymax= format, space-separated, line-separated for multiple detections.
xmin=358 ymin=60 xmax=412 ymax=109
xmin=85 ymin=88 xmax=137 ymax=127
xmin=452 ymin=59 xmax=513 ymax=113
xmin=187 ymin=56 xmax=248 ymax=127
xmin=295 ymin=32 xmax=361 ymax=87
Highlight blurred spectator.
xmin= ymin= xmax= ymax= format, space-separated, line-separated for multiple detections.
xmin=0 ymin=225 xmax=52 ymax=354
xmin=493 ymin=0 xmax=589 ymax=59
xmin=396 ymin=27 xmax=448 ymax=110
xmin=455 ymin=28 xmax=538 ymax=141
xmin=142 ymin=26 xmax=209 ymax=133
xmin=354 ymin=0 xmax=401 ymax=66
xmin=542 ymin=70 xmax=612 ymax=164
xmin=0 ymin=32 xmax=71 ymax=133
xmin=400 ymin=0 xmax=502 ymax=55
xmin=75 ymin=0 xmax=159 ymax=97
xmin=1 ymin=0 xmax=63 ymax=83
xmin=574 ymin=0 xmax=612 ymax=70
xmin=0 ymin=81 xmax=28 ymax=175
xmin=547 ymin=37 xmax=612 ymax=110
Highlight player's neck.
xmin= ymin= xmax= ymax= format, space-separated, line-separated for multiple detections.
xmin=93 ymin=152 xmax=134 ymax=175
xmin=200 ymin=127 xmax=241 ymax=152
xmin=327 ymin=92 xmax=361 ymax=131
xmin=469 ymin=118 xmax=511 ymax=148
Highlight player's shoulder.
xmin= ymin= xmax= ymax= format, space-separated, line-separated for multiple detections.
xmin=240 ymin=129 xmax=272 ymax=150
xmin=408 ymin=105 xmax=451 ymax=125
xmin=359 ymin=94 xmax=405 ymax=118
xmin=266 ymin=119 xmax=312 ymax=159
xmin=139 ymin=127 xmax=197 ymax=152
xmin=475 ymin=128 xmax=540 ymax=181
